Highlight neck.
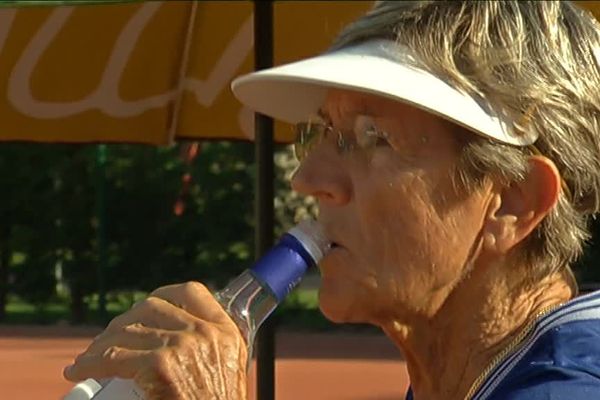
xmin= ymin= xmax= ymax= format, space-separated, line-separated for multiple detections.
xmin=381 ymin=260 xmax=574 ymax=400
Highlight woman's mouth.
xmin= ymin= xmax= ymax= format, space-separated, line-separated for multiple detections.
xmin=327 ymin=242 xmax=346 ymax=255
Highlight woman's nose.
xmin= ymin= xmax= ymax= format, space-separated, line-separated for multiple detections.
xmin=290 ymin=150 xmax=352 ymax=206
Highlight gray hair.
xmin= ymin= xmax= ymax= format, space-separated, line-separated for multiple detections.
xmin=331 ymin=1 xmax=600 ymax=283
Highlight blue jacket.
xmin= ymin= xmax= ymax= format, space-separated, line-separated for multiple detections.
xmin=406 ymin=290 xmax=600 ymax=400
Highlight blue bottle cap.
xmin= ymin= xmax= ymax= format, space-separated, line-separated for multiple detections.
xmin=250 ymin=235 xmax=312 ymax=302
xmin=250 ymin=221 xmax=330 ymax=302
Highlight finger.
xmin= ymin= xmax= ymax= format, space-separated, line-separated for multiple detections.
xmin=64 ymin=346 xmax=154 ymax=382
xmin=151 ymin=281 xmax=229 ymax=323
xmin=105 ymin=296 xmax=194 ymax=333
xmin=83 ymin=324 xmax=169 ymax=357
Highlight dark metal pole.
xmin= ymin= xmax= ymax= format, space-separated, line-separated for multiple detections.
xmin=253 ymin=1 xmax=275 ymax=400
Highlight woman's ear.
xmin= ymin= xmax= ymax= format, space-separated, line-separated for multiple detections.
xmin=481 ymin=156 xmax=561 ymax=255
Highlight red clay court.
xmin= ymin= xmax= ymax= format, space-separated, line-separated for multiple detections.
xmin=0 ymin=325 xmax=409 ymax=400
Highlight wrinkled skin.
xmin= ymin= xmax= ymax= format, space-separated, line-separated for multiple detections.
xmin=291 ymin=89 xmax=487 ymax=325
xmin=291 ymin=89 xmax=572 ymax=400
xmin=63 ymin=282 xmax=247 ymax=400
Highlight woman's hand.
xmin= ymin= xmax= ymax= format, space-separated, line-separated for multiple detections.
xmin=63 ymin=282 xmax=248 ymax=400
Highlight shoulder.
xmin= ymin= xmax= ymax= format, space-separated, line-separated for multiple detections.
xmin=488 ymin=317 xmax=600 ymax=399
xmin=489 ymin=384 xmax=599 ymax=400
xmin=487 ymin=370 xmax=600 ymax=400
xmin=479 ymin=291 xmax=600 ymax=400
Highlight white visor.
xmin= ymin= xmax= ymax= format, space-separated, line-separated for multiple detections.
xmin=231 ymin=39 xmax=536 ymax=146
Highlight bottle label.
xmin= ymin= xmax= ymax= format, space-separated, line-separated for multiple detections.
xmin=250 ymin=234 xmax=314 ymax=302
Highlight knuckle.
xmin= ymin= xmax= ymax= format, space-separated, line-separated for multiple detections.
xmin=102 ymin=346 xmax=121 ymax=361
xmin=131 ymin=296 xmax=162 ymax=315
xmin=106 ymin=314 xmax=127 ymax=331
xmin=182 ymin=280 xmax=210 ymax=297
xmin=143 ymin=296 xmax=162 ymax=308
xmin=123 ymin=322 xmax=145 ymax=333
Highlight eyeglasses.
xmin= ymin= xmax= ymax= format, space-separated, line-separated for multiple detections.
xmin=293 ymin=115 xmax=575 ymax=203
xmin=293 ymin=115 xmax=391 ymax=162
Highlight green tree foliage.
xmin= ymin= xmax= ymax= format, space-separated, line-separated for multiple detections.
xmin=273 ymin=145 xmax=318 ymax=238
xmin=105 ymin=141 xmax=255 ymax=292
xmin=0 ymin=143 xmax=64 ymax=319
xmin=0 ymin=141 xmax=257 ymax=322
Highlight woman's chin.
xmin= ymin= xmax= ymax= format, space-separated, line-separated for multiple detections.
xmin=317 ymin=287 xmax=365 ymax=324
xmin=318 ymin=302 xmax=349 ymax=323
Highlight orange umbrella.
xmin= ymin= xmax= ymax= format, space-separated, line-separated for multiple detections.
xmin=0 ymin=1 xmax=370 ymax=144
xmin=1 ymin=1 xmax=597 ymax=144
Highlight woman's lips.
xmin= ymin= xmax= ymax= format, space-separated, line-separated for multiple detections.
xmin=322 ymin=243 xmax=338 ymax=259
xmin=325 ymin=242 xmax=346 ymax=257
xmin=320 ymin=243 xmax=349 ymax=269
xmin=328 ymin=242 xmax=344 ymax=252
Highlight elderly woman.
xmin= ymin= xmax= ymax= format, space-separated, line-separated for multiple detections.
xmin=64 ymin=1 xmax=600 ymax=399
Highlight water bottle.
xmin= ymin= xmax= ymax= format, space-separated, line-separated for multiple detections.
xmin=64 ymin=219 xmax=329 ymax=400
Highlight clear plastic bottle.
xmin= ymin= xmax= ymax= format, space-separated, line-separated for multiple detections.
xmin=63 ymin=220 xmax=329 ymax=400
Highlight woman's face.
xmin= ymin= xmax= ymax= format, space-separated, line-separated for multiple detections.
xmin=291 ymin=89 xmax=493 ymax=326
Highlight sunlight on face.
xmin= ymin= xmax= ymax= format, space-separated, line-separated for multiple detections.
xmin=291 ymin=89 xmax=492 ymax=326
